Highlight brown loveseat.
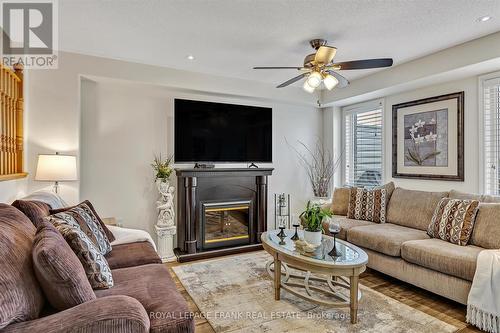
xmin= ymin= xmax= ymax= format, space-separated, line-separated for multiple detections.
xmin=324 ymin=186 xmax=500 ymax=305
xmin=0 ymin=201 xmax=194 ymax=332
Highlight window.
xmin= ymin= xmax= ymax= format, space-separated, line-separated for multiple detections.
xmin=483 ymin=76 xmax=500 ymax=195
xmin=343 ymin=100 xmax=383 ymax=187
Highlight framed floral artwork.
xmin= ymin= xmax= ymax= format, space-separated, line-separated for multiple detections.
xmin=392 ymin=92 xmax=464 ymax=181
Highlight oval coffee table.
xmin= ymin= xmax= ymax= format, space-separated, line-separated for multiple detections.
xmin=261 ymin=229 xmax=368 ymax=324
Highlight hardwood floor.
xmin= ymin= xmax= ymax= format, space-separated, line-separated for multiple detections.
xmin=166 ymin=252 xmax=481 ymax=333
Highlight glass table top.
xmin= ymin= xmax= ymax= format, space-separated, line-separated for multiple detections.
xmin=265 ymin=229 xmax=364 ymax=265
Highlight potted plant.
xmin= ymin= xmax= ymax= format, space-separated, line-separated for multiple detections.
xmin=299 ymin=201 xmax=332 ymax=245
xmin=152 ymin=154 xmax=174 ymax=192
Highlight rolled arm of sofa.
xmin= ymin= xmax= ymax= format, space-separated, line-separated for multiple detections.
xmin=3 ymin=295 xmax=150 ymax=333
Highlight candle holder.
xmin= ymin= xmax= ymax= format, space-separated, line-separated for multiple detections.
xmin=291 ymin=224 xmax=300 ymax=241
xmin=328 ymin=232 xmax=340 ymax=257
xmin=277 ymin=226 xmax=286 ymax=238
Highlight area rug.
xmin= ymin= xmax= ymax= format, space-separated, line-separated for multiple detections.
xmin=172 ymin=251 xmax=457 ymax=333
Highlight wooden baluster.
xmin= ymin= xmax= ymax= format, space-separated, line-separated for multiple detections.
xmin=0 ymin=67 xmax=4 ymax=175
xmin=14 ymin=63 xmax=23 ymax=174
xmin=10 ymin=72 xmax=16 ymax=174
xmin=5 ymin=70 xmax=9 ymax=175
xmin=6 ymin=71 xmax=11 ymax=175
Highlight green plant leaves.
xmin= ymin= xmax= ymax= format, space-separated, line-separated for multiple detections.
xmin=299 ymin=200 xmax=332 ymax=232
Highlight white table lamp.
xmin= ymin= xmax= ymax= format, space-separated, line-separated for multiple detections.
xmin=35 ymin=153 xmax=77 ymax=193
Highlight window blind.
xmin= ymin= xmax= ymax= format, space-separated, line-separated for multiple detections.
xmin=484 ymin=77 xmax=500 ymax=195
xmin=344 ymin=104 xmax=383 ymax=187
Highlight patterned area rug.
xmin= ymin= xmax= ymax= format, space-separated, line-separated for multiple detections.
xmin=173 ymin=251 xmax=457 ymax=333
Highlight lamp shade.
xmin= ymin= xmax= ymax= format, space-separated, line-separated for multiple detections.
xmin=35 ymin=154 xmax=78 ymax=181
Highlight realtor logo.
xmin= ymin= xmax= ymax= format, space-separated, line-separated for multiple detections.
xmin=1 ymin=0 xmax=58 ymax=68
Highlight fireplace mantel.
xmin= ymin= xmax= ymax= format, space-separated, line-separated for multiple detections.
xmin=174 ymin=168 xmax=273 ymax=262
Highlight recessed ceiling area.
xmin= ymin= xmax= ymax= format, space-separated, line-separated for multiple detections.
xmin=59 ymin=0 xmax=500 ymax=86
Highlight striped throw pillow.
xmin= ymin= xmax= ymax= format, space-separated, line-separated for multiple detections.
xmin=347 ymin=187 xmax=387 ymax=223
xmin=427 ymin=198 xmax=479 ymax=246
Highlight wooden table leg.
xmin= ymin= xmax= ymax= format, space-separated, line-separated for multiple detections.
xmin=274 ymin=257 xmax=281 ymax=300
xmin=350 ymin=275 xmax=359 ymax=324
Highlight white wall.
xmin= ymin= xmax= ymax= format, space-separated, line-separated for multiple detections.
xmin=0 ymin=179 xmax=28 ymax=203
xmin=80 ymin=78 xmax=321 ymax=236
xmin=326 ymin=75 xmax=482 ymax=193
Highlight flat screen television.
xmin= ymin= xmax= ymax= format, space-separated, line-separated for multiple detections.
xmin=174 ymin=99 xmax=272 ymax=163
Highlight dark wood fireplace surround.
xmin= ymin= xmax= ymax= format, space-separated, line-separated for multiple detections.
xmin=174 ymin=168 xmax=273 ymax=262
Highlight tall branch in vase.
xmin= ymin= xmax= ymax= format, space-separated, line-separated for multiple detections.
xmin=290 ymin=140 xmax=342 ymax=198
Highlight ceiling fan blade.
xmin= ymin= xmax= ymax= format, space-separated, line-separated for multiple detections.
xmin=276 ymin=73 xmax=308 ymax=88
xmin=326 ymin=71 xmax=349 ymax=88
xmin=333 ymin=58 xmax=393 ymax=70
xmin=253 ymin=66 xmax=303 ymax=69
xmin=314 ymin=46 xmax=337 ymax=64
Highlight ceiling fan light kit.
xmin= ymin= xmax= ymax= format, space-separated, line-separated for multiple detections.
xmin=323 ymin=74 xmax=339 ymax=91
xmin=253 ymin=38 xmax=393 ymax=94
xmin=306 ymin=71 xmax=322 ymax=88
xmin=302 ymin=80 xmax=316 ymax=93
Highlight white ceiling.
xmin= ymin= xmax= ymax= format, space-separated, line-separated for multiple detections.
xmin=59 ymin=0 xmax=500 ymax=87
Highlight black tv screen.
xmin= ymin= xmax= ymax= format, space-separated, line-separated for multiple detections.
xmin=174 ymin=99 xmax=272 ymax=163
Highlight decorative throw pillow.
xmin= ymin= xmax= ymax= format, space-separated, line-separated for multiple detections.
xmin=347 ymin=187 xmax=387 ymax=223
xmin=50 ymin=201 xmax=112 ymax=255
xmin=11 ymin=199 xmax=51 ymax=227
xmin=51 ymin=200 xmax=115 ymax=242
xmin=427 ymin=198 xmax=480 ymax=246
xmin=47 ymin=216 xmax=114 ymax=289
xmin=32 ymin=221 xmax=96 ymax=310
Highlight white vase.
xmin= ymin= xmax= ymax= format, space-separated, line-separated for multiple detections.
xmin=304 ymin=230 xmax=322 ymax=246
xmin=310 ymin=196 xmax=331 ymax=206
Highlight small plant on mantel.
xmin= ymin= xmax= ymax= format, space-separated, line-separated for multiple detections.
xmin=151 ymin=154 xmax=174 ymax=182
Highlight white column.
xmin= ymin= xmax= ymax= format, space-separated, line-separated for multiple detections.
xmin=155 ymin=225 xmax=176 ymax=262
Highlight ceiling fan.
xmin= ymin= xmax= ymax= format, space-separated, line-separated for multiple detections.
xmin=253 ymin=39 xmax=393 ymax=93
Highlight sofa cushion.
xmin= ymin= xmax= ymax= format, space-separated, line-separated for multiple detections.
xmin=401 ymin=239 xmax=482 ymax=281
xmin=347 ymin=223 xmax=429 ymax=257
xmin=48 ymin=217 xmax=114 ymax=289
xmin=0 ymin=204 xmax=44 ymax=329
xmin=95 ymin=264 xmax=195 ymax=333
xmin=427 ymin=198 xmax=479 ymax=246
xmin=322 ymin=216 xmax=374 ymax=240
xmin=106 ymin=241 xmax=162 ymax=270
xmin=386 ymin=188 xmax=448 ymax=230
xmin=51 ymin=200 xmax=115 ymax=248
xmin=347 ymin=187 xmax=387 ymax=223
xmin=11 ymin=200 xmax=50 ymax=227
xmin=376 ymin=181 xmax=396 ymax=201
xmin=331 ymin=187 xmax=350 ymax=215
xmin=449 ymin=189 xmax=500 ymax=203
xmin=470 ymin=203 xmax=500 ymax=249
xmin=32 ymin=221 xmax=96 ymax=310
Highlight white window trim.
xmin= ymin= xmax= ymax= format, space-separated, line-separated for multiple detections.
xmin=479 ymin=70 xmax=500 ymax=194
xmin=341 ymin=98 xmax=385 ymax=187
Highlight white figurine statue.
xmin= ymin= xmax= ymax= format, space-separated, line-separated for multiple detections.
xmin=156 ymin=180 xmax=175 ymax=227
xmin=155 ymin=179 xmax=176 ymax=262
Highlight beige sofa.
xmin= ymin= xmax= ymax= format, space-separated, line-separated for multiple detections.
xmin=324 ymin=186 xmax=500 ymax=305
